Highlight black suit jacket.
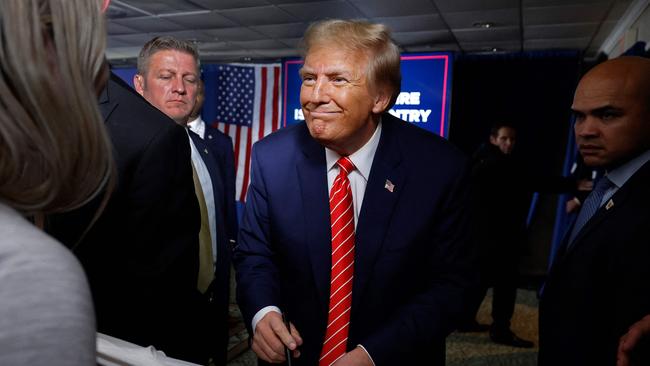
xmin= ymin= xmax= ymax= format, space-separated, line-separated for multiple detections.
xmin=48 ymin=73 xmax=209 ymax=364
xmin=539 ymin=160 xmax=650 ymax=366
xmin=188 ymin=124 xmax=238 ymax=364
xmin=235 ymin=113 xmax=476 ymax=365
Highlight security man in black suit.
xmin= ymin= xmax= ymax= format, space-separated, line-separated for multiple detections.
xmin=48 ymin=69 xmax=208 ymax=363
xmin=540 ymin=56 xmax=650 ymax=366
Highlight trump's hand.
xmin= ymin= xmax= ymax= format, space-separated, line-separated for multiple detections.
xmin=252 ymin=311 xmax=303 ymax=363
xmin=331 ymin=347 xmax=373 ymax=366
xmin=618 ymin=314 xmax=650 ymax=366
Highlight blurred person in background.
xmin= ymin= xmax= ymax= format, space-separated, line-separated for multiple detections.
xmin=0 ymin=0 xmax=112 ymax=364
xmin=461 ymin=124 xmax=534 ymax=348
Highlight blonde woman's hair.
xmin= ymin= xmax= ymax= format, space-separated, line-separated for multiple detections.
xmin=0 ymin=0 xmax=113 ymax=215
xmin=302 ymin=19 xmax=402 ymax=109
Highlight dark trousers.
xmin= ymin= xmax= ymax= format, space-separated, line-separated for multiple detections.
xmin=462 ymin=260 xmax=518 ymax=331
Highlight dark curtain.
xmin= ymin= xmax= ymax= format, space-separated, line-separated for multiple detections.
xmin=447 ymin=51 xmax=582 ymax=279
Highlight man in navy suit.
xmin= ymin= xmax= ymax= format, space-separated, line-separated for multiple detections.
xmin=234 ymin=19 xmax=475 ymax=366
xmin=134 ymin=36 xmax=237 ymax=365
xmin=186 ymin=79 xmax=239 ymax=364
xmin=539 ymin=56 xmax=650 ymax=365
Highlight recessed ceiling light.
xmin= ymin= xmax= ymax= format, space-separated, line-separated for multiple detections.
xmin=473 ymin=21 xmax=494 ymax=29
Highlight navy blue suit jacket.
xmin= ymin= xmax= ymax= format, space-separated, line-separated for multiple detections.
xmin=234 ymin=113 xmax=475 ymax=365
xmin=539 ymin=160 xmax=650 ymax=366
xmin=188 ymin=124 xmax=238 ymax=363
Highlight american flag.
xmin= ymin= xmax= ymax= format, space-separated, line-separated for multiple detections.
xmin=202 ymin=63 xmax=282 ymax=202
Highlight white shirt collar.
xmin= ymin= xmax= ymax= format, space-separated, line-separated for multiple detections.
xmin=325 ymin=120 xmax=382 ymax=181
xmin=187 ymin=116 xmax=206 ymax=139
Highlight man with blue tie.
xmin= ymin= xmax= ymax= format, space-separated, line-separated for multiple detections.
xmin=134 ymin=36 xmax=237 ymax=365
xmin=539 ymin=56 xmax=650 ymax=366
xmin=234 ymin=19 xmax=475 ymax=366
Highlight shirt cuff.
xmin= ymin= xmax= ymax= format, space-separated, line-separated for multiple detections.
xmin=252 ymin=306 xmax=281 ymax=332
xmin=356 ymin=344 xmax=376 ymax=366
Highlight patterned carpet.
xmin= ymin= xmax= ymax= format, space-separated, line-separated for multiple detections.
xmin=226 ymin=289 xmax=540 ymax=366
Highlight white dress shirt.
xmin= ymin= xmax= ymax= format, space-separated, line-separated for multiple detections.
xmin=187 ymin=115 xmax=206 ymax=139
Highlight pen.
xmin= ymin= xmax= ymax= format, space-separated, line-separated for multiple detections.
xmin=282 ymin=311 xmax=292 ymax=366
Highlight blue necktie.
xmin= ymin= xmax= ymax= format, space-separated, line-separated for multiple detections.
xmin=568 ymin=176 xmax=614 ymax=246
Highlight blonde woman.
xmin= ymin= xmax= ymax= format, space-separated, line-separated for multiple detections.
xmin=0 ymin=0 xmax=112 ymax=364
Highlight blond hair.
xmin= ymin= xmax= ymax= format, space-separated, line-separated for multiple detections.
xmin=0 ymin=0 xmax=113 ymax=215
xmin=302 ymin=19 xmax=402 ymax=108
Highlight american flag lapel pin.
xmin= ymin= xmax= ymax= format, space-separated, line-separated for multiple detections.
xmin=605 ymin=199 xmax=614 ymax=210
xmin=384 ymin=179 xmax=395 ymax=193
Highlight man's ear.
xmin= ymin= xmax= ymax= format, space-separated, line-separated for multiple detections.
xmin=489 ymin=135 xmax=497 ymax=146
xmin=133 ymin=74 xmax=145 ymax=95
xmin=372 ymin=89 xmax=391 ymax=114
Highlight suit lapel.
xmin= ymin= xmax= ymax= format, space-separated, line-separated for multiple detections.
xmin=296 ymin=126 xmax=331 ymax=312
xmin=98 ymin=77 xmax=118 ymax=122
xmin=352 ymin=116 xmax=404 ymax=310
xmin=561 ymin=161 xmax=650 ymax=258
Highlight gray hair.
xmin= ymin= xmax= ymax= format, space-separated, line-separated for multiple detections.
xmin=137 ymin=36 xmax=200 ymax=76
xmin=302 ymin=19 xmax=402 ymax=108
xmin=0 ymin=0 xmax=113 ymax=214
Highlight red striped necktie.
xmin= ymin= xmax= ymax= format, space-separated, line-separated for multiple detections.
xmin=320 ymin=157 xmax=356 ymax=366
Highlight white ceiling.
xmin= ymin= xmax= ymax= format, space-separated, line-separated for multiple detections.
xmin=105 ymin=0 xmax=641 ymax=64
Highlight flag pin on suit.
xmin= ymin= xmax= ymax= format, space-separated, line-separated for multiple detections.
xmin=384 ymin=179 xmax=395 ymax=193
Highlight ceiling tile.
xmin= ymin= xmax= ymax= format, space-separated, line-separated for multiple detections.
xmin=219 ymin=5 xmax=297 ymax=25
xmin=267 ymin=0 xmax=327 ymax=4
xmin=525 ymin=23 xmax=598 ymax=39
xmin=111 ymin=16 xmax=185 ymax=33
xmin=277 ymin=37 xmax=303 ymax=48
xmin=392 ymin=30 xmax=455 ymax=47
xmin=105 ymin=3 xmax=143 ymax=18
xmin=607 ymin=0 xmax=634 ymax=21
xmin=524 ymin=37 xmax=590 ymax=50
xmin=349 ymin=0 xmax=437 ymax=17
xmin=523 ymin=0 xmax=608 ymax=7
xmin=157 ymin=30 xmax=216 ymax=43
xmin=524 ymin=3 xmax=610 ymax=25
xmin=280 ymin=1 xmax=364 ymax=21
xmin=460 ymin=40 xmax=522 ymax=52
xmin=202 ymin=27 xmax=268 ymax=42
xmin=435 ymin=0 xmax=519 ymax=12
xmin=109 ymin=33 xmax=161 ymax=48
xmin=453 ymin=27 xmax=520 ymax=43
xmin=198 ymin=41 xmax=240 ymax=52
xmin=403 ymin=43 xmax=461 ymax=52
xmin=373 ymin=14 xmax=447 ymax=32
xmin=444 ymin=8 xmax=519 ymax=29
xmin=116 ymin=0 xmax=205 ymax=14
xmin=250 ymin=22 xmax=309 ymax=38
xmin=229 ymin=39 xmax=293 ymax=50
xmin=107 ymin=22 xmax=140 ymax=36
xmin=189 ymin=0 xmax=271 ymax=9
xmin=165 ymin=11 xmax=238 ymax=28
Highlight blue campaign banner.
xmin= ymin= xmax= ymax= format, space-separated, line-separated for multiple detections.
xmin=282 ymin=52 xmax=453 ymax=138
